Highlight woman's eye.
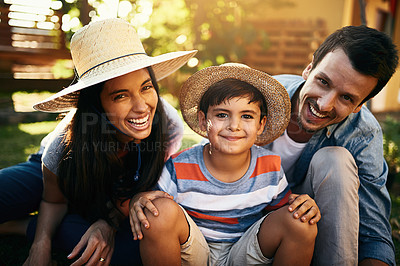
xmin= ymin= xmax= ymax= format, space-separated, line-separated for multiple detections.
xmin=113 ymin=94 xmax=126 ymax=101
xmin=142 ymin=84 xmax=154 ymax=91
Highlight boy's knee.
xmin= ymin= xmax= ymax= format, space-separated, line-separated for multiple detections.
xmin=143 ymin=198 xmax=182 ymax=232
xmin=267 ymin=208 xmax=317 ymax=243
xmin=281 ymin=209 xmax=317 ymax=242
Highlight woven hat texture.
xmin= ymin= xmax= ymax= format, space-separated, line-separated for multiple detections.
xmin=180 ymin=63 xmax=291 ymax=146
xmin=34 ymin=18 xmax=197 ymax=112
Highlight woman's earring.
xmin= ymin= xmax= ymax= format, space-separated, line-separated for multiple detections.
xmin=208 ymin=143 xmax=212 ymax=155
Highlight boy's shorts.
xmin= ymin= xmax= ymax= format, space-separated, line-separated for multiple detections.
xmin=180 ymin=206 xmax=273 ymax=266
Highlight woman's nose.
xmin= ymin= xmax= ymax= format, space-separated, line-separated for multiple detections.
xmin=130 ymin=95 xmax=147 ymax=113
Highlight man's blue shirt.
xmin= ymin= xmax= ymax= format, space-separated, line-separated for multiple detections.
xmin=266 ymin=74 xmax=395 ymax=265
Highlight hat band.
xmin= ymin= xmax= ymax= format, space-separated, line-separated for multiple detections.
xmin=79 ymin=52 xmax=148 ymax=79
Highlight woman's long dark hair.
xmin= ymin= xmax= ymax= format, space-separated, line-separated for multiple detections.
xmin=57 ymin=67 xmax=166 ymax=224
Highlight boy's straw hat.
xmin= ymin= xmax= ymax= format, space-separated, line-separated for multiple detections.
xmin=33 ymin=18 xmax=197 ymax=113
xmin=180 ymin=63 xmax=290 ymax=146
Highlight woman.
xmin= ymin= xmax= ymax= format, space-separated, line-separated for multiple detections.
xmin=23 ymin=18 xmax=196 ymax=265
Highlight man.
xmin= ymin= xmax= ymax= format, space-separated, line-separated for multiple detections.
xmin=264 ymin=25 xmax=398 ymax=265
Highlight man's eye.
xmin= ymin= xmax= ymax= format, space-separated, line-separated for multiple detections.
xmin=319 ymin=78 xmax=328 ymax=86
xmin=342 ymin=95 xmax=352 ymax=102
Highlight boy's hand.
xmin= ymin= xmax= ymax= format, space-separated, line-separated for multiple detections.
xmin=129 ymin=191 xmax=173 ymax=240
xmin=287 ymin=193 xmax=321 ymax=225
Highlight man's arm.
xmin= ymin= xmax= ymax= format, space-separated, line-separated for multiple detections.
xmin=352 ymin=126 xmax=394 ymax=265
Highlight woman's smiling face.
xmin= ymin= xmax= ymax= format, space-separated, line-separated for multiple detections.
xmin=100 ymin=69 xmax=158 ymax=143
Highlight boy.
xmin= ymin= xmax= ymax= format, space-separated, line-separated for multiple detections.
xmin=130 ymin=63 xmax=321 ymax=265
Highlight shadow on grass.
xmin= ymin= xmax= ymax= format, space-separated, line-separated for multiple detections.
xmin=0 ymin=235 xmax=30 ymax=265
xmin=0 ymin=235 xmax=70 ymax=265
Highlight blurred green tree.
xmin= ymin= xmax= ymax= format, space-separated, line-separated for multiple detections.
xmin=60 ymin=0 xmax=294 ymax=70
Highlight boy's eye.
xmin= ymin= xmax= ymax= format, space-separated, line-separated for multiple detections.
xmin=242 ymin=114 xmax=254 ymax=119
xmin=216 ymin=113 xmax=228 ymax=118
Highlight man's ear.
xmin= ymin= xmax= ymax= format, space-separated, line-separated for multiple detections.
xmin=198 ymin=111 xmax=207 ymax=131
xmin=302 ymin=56 xmax=314 ymax=80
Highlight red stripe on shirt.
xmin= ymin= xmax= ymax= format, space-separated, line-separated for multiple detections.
xmin=174 ymin=162 xmax=208 ymax=181
xmin=249 ymin=155 xmax=281 ymax=178
xmin=186 ymin=210 xmax=239 ymax=224
xmin=264 ymin=189 xmax=292 ymax=211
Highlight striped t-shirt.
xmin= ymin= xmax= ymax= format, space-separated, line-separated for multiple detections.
xmin=157 ymin=144 xmax=291 ymax=243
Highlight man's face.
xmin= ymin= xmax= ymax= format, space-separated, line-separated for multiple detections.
xmin=295 ymin=49 xmax=378 ymax=133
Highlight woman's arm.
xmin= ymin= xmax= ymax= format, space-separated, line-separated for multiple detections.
xmin=24 ymin=165 xmax=68 ymax=266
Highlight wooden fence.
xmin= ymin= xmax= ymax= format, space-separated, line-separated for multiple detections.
xmin=0 ymin=5 xmax=72 ymax=92
xmin=243 ymin=19 xmax=328 ymax=75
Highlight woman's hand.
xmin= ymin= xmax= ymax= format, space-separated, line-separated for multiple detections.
xmin=23 ymin=239 xmax=52 ymax=266
xmin=287 ymin=193 xmax=321 ymax=225
xmin=68 ymin=219 xmax=115 ymax=266
xmin=129 ymin=191 xmax=173 ymax=240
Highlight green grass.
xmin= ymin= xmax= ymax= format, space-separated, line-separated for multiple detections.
xmin=0 ymin=121 xmax=59 ymax=168
xmin=0 ymin=120 xmax=399 ymax=264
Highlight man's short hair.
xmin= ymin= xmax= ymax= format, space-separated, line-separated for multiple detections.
xmin=311 ymin=25 xmax=398 ymax=104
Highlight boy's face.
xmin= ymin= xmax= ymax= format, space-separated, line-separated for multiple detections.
xmin=198 ymin=96 xmax=267 ymax=156
xmin=296 ymin=48 xmax=377 ymax=133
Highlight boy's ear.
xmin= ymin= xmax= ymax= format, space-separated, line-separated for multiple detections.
xmin=257 ymin=116 xmax=267 ymax=135
xmin=198 ymin=111 xmax=207 ymax=132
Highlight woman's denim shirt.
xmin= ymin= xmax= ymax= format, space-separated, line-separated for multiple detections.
xmin=266 ymin=74 xmax=395 ymax=265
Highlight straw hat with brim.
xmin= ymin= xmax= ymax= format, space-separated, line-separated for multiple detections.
xmin=33 ymin=18 xmax=197 ymax=113
xmin=180 ymin=63 xmax=291 ymax=146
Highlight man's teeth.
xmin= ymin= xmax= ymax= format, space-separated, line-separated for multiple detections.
xmin=129 ymin=115 xmax=149 ymax=124
xmin=309 ymin=105 xmax=327 ymax=118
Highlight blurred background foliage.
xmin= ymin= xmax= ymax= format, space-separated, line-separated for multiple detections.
xmin=55 ymin=0 xmax=295 ymax=71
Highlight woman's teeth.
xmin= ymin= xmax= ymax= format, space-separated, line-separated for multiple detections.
xmin=128 ymin=115 xmax=149 ymax=126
